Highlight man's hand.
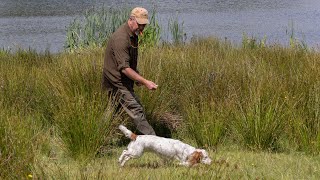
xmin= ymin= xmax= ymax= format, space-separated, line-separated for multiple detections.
xmin=144 ymin=80 xmax=158 ymax=90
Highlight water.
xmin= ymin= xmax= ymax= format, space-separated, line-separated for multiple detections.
xmin=1 ymin=0 xmax=320 ymax=53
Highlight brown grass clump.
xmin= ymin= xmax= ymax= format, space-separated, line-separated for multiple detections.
xmin=157 ymin=112 xmax=183 ymax=131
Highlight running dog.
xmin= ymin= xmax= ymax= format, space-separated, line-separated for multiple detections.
xmin=118 ymin=125 xmax=212 ymax=167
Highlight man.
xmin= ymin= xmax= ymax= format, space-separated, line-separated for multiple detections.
xmin=102 ymin=7 xmax=157 ymax=135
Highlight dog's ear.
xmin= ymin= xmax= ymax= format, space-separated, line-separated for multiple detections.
xmin=198 ymin=149 xmax=207 ymax=156
xmin=188 ymin=151 xmax=203 ymax=166
xmin=130 ymin=133 xmax=137 ymax=141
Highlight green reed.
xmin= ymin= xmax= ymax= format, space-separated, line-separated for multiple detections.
xmin=65 ymin=7 xmax=186 ymax=52
xmin=168 ymin=17 xmax=186 ymax=44
xmin=65 ymin=7 xmax=130 ymax=51
xmin=242 ymin=33 xmax=267 ymax=49
xmin=138 ymin=8 xmax=161 ymax=49
xmin=286 ymin=21 xmax=308 ymax=50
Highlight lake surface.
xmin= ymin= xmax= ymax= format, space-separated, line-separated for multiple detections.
xmin=1 ymin=0 xmax=319 ymax=53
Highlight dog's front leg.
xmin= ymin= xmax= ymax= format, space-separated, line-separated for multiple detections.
xmin=118 ymin=150 xmax=127 ymax=164
xmin=120 ymin=155 xmax=131 ymax=167
xmin=179 ymin=161 xmax=191 ymax=167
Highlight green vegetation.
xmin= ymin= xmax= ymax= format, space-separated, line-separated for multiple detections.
xmin=1 ymin=8 xmax=320 ymax=179
xmin=64 ymin=7 xmax=130 ymax=51
xmin=1 ymin=37 xmax=320 ymax=179
xmin=64 ymin=7 xmax=183 ymax=52
xmin=168 ymin=17 xmax=186 ymax=45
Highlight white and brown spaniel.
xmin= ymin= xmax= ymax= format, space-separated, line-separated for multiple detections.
xmin=118 ymin=125 xmax=212 ymax=167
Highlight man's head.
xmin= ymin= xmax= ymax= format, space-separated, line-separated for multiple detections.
xmin=131 ymin=7 xmax=149 ymax=25
xmin=128 ymin=7 xmax=149 ymax=36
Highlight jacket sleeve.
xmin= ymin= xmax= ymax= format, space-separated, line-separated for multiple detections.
xmin=113 ymin=36 xmax=130 ymax=71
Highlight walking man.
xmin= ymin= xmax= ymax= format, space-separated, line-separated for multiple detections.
xmin=102 ymin=7 xmax=157 ymax=135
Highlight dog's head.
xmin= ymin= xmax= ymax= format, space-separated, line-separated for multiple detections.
xmin=188 ymin=149 xmax=212 ymax=166
xmin=198 ymin=149 xmax=212 ymax=165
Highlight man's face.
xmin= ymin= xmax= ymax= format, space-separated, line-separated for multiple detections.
xmin=133 ymin=19 xmax=146 ymax=36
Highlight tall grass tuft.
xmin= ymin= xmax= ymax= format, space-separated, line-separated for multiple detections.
xmin=290 ymin=83 xmax=320 ymax=153
xmin=231 ymin=95 xmax=286 ymax=150
xmin=0 ymin=49 xmax=55 ymax=123
xmin=51 ymin=92 xmax=116 ymax=159
xmin=183 ymin=100 xmax=226 ymax=148
xmin=0 ymin=107 xmax=47 ymax=179
xmin=45 ymin=53 xmax=119 ymax=159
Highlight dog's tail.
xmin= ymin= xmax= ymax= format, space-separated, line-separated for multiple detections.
xmin=119 ymin=125 xmax=137 ymax=141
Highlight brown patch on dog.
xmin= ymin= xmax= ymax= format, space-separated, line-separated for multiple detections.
xmin=188 ymin=151 xmax=203 ymax=166
xmin=130 ymin=133 xmax=137 ymax=141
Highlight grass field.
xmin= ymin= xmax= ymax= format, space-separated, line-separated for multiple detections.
xmin=1 ymin=37 xmax=320 ymax=179
xmin=32 ymin=145 xmax=320 ymax=179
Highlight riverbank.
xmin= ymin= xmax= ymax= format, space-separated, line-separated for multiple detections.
xmin=2 ymin=0 xmax=320 ymax=53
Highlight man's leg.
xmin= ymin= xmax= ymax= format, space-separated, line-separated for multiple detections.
xmin=118 ymin=89 xmax=156 ymax=135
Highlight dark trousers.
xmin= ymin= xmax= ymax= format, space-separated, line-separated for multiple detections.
xmin=109 ymin=89 xmax=156 ymax=135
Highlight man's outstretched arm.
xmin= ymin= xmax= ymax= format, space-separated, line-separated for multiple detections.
xmin=121 ymin=68 xmax=158 ymax=90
